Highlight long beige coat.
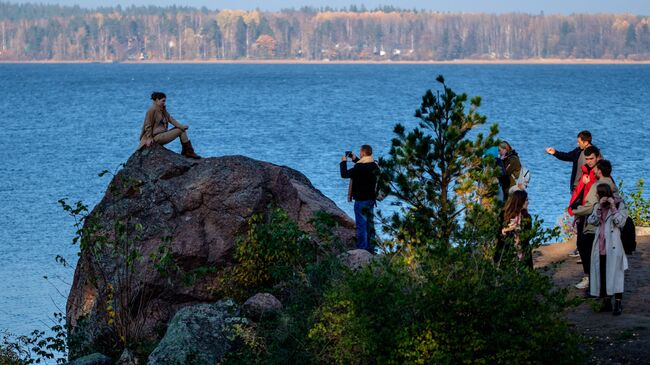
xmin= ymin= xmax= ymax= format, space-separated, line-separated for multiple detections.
xmin=588 ymin=201 xmax=629 ymax=297
xmin=137 ymin=104 xmax=182 ymax=150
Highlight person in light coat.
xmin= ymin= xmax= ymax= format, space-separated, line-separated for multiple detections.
xmin=587 ymin=183 xmax=628 ymax=315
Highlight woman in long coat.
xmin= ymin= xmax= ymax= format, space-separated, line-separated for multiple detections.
xmin=588 ymin=183 xmax=629 ymax=315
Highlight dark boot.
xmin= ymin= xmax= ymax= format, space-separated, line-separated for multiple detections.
xmin=612 ymin=299 xmax=622 ymax=316
xmin=181 ymin=140 xmax=201 ymax=159
xmin=599 ymin=297 xmax=612 ymax=312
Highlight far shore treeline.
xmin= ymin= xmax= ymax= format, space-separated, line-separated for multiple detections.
xmin=1 ymin=2 xmax=650 ymax=61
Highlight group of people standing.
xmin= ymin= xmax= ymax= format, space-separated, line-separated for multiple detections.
xmin=481 ymin=132 xmax=629 ymax=316
xmin=547 ymin=130 xmax=629 ymax=315
xmin=137 ymin=93 xmax=629 ymax=316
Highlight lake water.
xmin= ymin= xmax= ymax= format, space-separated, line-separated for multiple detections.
xmin=1 ymin=63 xmax=649 ymax=337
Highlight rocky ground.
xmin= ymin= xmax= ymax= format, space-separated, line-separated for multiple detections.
xmin=535 ymin=235 xmax=650 ymax=365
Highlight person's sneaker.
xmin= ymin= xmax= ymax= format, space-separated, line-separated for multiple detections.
xmin=575 ymin=276 xmax=589 ymax=289
xmin=569 ymin=249 xmax=580 ymax=257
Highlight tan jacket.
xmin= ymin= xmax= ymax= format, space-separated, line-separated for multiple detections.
xmin=574 ymin=176 xmax=619 ymax=233
xmin=138 ymin=104 xmax=183 ymax=149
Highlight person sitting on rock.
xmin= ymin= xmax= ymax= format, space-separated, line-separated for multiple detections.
xmin=138 ymin=91 xmax=201 ymax=159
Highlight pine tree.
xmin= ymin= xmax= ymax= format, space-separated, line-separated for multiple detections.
xmin=378 ymin=75 xmax=499 ymax=254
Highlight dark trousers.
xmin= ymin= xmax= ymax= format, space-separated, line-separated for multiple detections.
xmin=599 ymin=255 xmax=623 ymax=299
xmin=576 ymin=216 xmax=594 ymax=275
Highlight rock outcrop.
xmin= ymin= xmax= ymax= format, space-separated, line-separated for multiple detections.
xmin=66 ymin=145 xmax=355 ymax=359
xmin=147 ymin=300 xmax=247 ymax=365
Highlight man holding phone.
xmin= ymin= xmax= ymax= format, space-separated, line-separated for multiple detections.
xmin=340 ymin=145 xmax=379 ymax=252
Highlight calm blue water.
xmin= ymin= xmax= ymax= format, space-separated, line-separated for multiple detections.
xmin=1 ymin=64 xmax=649 ymax=337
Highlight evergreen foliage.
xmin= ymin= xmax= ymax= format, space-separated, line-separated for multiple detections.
xmin=377 ymin=75 xmax=499 ymax=254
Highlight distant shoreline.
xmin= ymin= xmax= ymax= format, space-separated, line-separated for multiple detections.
xmin=2 ymin=58 xmax=650 ymax=65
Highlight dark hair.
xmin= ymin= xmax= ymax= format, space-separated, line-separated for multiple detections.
xmin=361 ymin=144 xmax=373 ymax=156
xmin=596 ymin=183 xmax=613 ymax=199
xmin=504 ymin=190 xmax=528 ymax=222
xmin=596 ymin=160 xmax=612 ymax=177
xmin=584 ymin=145 xmax=600 ymax=158
xmin=151 ymin=91 xmax=166 ymax=101
xmin=577 ymin=130 xmax=592 ymax=143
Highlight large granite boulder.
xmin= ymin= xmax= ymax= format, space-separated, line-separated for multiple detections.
xmin=66 ymin=144 xmax=355 ymax=359
xmin=147 ymin=300 xmax=246 ymax=365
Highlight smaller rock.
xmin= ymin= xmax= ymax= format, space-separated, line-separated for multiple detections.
xmin=242 ymin=293 xmax=283 ymax=320
xmin=65 ymin=353 xmax=112 ymax=365
xmin=147 ymin=299 xmax=248 ymax=365
xmin=339 ymin=249 xmax=373 ymax=270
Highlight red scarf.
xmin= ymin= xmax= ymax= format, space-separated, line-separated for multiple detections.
xmin=568 ymin=165 xmax=596 ymax=216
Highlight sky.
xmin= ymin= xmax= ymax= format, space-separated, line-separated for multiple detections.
xmin=5 ymin=0 xmax=650 ymax=15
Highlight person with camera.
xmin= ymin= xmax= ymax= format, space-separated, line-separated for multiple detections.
xmin=587 ymin=183 xmax=628 ymax=315
xmin=340 ymin=145 xmax=379 ymax=252
xmin=138 ymin=91 xmax=201 ymax=159
xmin=546 ymin=130 xmax=594 ymax=258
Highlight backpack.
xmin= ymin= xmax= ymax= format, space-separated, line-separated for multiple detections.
xmin=621 ymin=216 xmax=637 ymax=254
xmin=374 ymin=162 xmax=385 ymax=202
xmin=516 ymin=166 xmax=531 ymax=189
xmin=508 ymin=166 xmax=531 ymax=194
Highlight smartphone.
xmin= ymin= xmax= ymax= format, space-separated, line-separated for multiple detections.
xmin=345 ymin=151 xmax=352 ymax=157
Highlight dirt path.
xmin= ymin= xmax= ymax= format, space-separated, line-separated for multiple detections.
xmin=535 ymin=235 xmax=650 ymax=364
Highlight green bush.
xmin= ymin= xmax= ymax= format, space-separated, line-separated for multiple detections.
xmin=217 ymin=207 xmax=315 ymax=301
xmin=309 ymin=253 xmax=583 ymax=364
xmin=619 ymin=179 xmax=650 ymax=227
xmin=218 ymin=211 xmax=348 ymax=365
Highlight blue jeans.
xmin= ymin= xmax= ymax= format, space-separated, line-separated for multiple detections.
xmin=354 ymin=200 xmax=376 ymax=251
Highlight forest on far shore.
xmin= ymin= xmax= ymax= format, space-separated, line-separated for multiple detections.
xmin=1 ymin=2 xmax=650 ymax=61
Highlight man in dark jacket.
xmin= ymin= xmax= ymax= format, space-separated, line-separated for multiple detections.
xmin=546 ymin=130 xmax=592 ymax=193
xmin=340 ymin=144 xmax=379 ymax=252
xmin=546 ymin=130 xmax=593 ymax=258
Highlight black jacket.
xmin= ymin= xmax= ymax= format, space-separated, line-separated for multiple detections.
xmin=340 ymin=160 xmax=379 ymax=201
xmin=552 ymin=147 xmax=582 ymax=193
